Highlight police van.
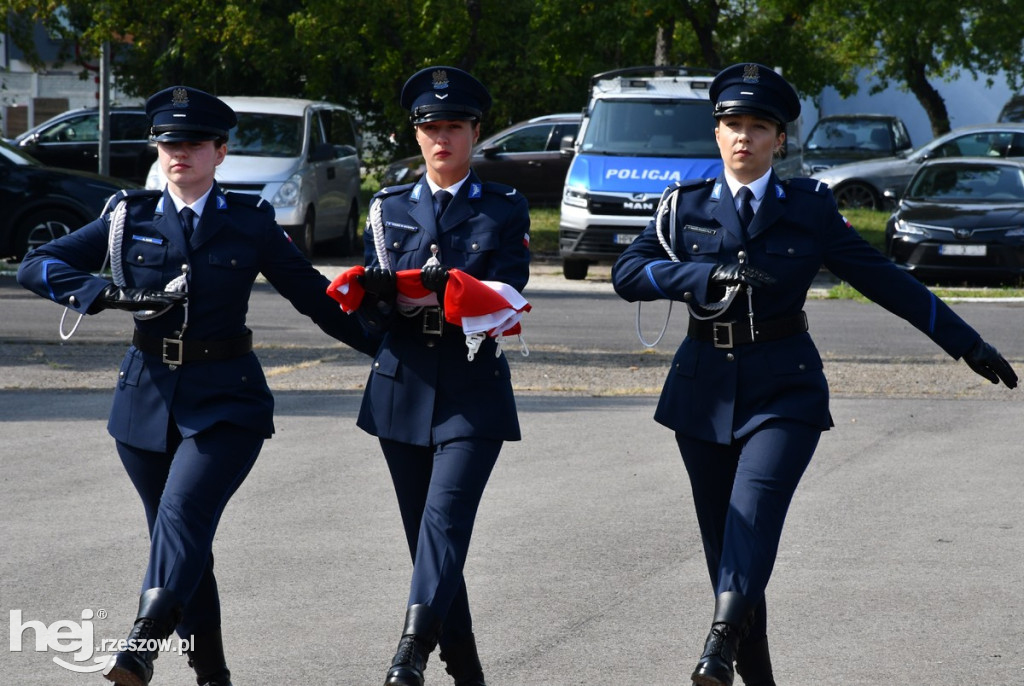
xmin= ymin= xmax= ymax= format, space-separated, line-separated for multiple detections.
xmin=558 ymin=66 xmax=801 ymax=279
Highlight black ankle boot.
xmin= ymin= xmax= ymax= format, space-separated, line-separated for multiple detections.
xmin=691 ymin=592 xmax=753 ymax=686
xmin=735 ymin=635 xmax=776 ymax=686
xmin=103 ymin=588 xmax=183 ymax=686
xmin=439 ymin=633 xmax=486 ymax=685
xmin=186 ymin=628 xmax=233 ymax=686
xmin=384 ymin=604 xmax=442 ymax=686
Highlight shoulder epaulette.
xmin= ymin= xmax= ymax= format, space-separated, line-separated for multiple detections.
xmin=482 ymin=181 xmax=524 ymax=202
xmin=784 ymin=177 xmax=830 ymax=194
xmin=225 ymin=191 xmax=273 ymax=212
xmin=109 ymin=188 xmax=161 ymax=204
xmin=660 ymin=177 xmax=714 ymax=200
xmin=374 ymin=182 xmax=417 ymax=199
xmin=103 ymin=188 xmax=160 ymax=215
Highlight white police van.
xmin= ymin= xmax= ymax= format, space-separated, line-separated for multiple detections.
xmin=559 ymin=66 xmax=801 ymax=279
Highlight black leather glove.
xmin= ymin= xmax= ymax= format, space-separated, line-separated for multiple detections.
xmin=710 ymin=262 xmax=778 ymax=289
xmin=90 ymin=284 xmax=185 ymax=313
xmin=963 ymin=339 xmax=1017 ymax=388
xmin=420 ymin=264 xmax=449 ymax=295
xmin=358 ymin=267 xmax=397 ymax=300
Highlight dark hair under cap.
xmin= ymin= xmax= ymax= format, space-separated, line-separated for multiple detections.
xmin=400 ymin=66 xmax=492 ymax=125
xmin=146 ymin=86 xmax=237 ymax=142
xmin=709 ymin=63 xmax=801 ymax=125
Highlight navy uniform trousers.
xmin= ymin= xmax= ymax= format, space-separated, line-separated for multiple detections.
xmin=116 ymin=424 xmax=263 ymax=637
xmin=612 ymin=171 xmax=984 ymax=642
xmin=17 ymin=185 xmax=377 ymax=637
xmin=356 ymin=173 xmax=530 ymax=646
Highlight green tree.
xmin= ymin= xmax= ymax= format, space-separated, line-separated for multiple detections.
xmin=800 ymin=0 xmax=1024 ymax=136
xmin=5 ymin=0 xmax=1021 ymax=149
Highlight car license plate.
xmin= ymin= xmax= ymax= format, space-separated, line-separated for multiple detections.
xmin=613 ymin=233 xmax=637 ymax=246
xmin=939 ymin=244 xmax=986 ymax=257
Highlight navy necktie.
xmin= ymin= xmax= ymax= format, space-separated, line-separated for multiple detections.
xmin=180 ymin=206 xmax=197 ymax=241
xmin=434 ymin=190 xmax=452 ymax=223
xmin=736 ymin=186 xmax=754 ymax=232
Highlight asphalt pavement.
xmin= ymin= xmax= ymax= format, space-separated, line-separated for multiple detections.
xmin=2 ymin=264 xmax=1023 ymax=685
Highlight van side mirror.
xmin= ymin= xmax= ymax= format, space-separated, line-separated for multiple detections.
xmin=309 ymin=142 xmax=334 ymax=162
xmin=481 ymin=145 xmax=501 ymax=159
xmin=559 ymin=134 xmax=576 ymax=159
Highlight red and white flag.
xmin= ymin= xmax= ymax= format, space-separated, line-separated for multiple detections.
xmin=327 ymin=266 xmax=530 ymax=338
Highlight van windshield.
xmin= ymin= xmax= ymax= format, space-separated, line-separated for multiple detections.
xmin=580 ymin=99 xmax=718 ymax=157
xmin=230 ymin=113 xmax=303 ymax=157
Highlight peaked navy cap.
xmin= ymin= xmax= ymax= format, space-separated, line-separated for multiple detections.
xmin=401 ymin=66 xmax=492 ymax=124
xmin=709 ymin=63 xmax=801 ymax=124
xmin=146 ymin=86 xmax=237 ymax=142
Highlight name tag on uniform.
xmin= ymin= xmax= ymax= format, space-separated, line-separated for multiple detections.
xmin=385 ymin=221 xmax=419 ymax=232
xmin=132 ymin=235 xmax=164 ymax=245
xmin=683 ymin=225 xmax=717 ymax=236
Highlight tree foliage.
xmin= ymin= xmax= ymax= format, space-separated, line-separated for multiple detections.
xmin=4 ymin=0 xmax=1021 ymax=154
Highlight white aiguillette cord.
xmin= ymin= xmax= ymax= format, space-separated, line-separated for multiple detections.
xmin=635 ymin=188 xmax=740 ymax=348
xmin=59 ymin=196 xmax=188 ymax=341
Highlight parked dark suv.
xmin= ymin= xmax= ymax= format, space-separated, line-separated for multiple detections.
xmin=9 ymin=106 xmax=155 ymax=185
xmin=381 ymin=113 xmax=581 ymax=206
xmin=802 ymin=114 xmax=913 ymax=174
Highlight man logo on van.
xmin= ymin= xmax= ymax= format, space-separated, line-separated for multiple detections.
xmin=604 ymin=168 xmax=683 ymax=182
xmin=623 ymin=201 xmax=655 ymax=211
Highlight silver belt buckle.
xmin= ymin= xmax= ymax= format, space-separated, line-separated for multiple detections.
xmin=162 ymin=338 xmax=184 ymax=365
xmin=712 ymin=322 xmax=734 ymax=349
xmin=422 ymin=307 xmax=443 ymax=335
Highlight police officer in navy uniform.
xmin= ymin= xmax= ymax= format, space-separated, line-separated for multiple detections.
xmin=17 ymin=86 xmax=377 ymax=686
xmin=353 ymin=66 xmax=529 ymax=686
xmin=612 ymin=63 xmax=1017 ymax=686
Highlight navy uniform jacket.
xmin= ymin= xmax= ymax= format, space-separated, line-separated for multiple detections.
xmin=17 ymin=185 xmax=378 ymax=452
xmin=612 ymin=171 xmax=981 ymax=444
xmin=356 ymin=172 xmax=530 ymax=446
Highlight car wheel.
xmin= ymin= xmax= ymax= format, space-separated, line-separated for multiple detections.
xmin=833 ymin=182 xmax=880 ymax=210
xmin=13 ymin=209 xmax=81 ymax=261
xmin=563 ymin=258 xmax=589 ymax=280
xmin=297 ymin=209 xmax=315 ymax=258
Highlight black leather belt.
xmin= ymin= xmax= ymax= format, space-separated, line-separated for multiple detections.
xmin=132 ymin=329 xmax=253 ymax=365
xmin=398 ymin=306 xmax=445 ymax=336
xmin=687 ymin=312 xmax=808 ymax=349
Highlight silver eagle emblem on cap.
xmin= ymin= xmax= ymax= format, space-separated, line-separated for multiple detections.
xmin=742 ymin=64 xmax=760 ymax=83
xmin=171 ymin=87 xmax=189 ymax=107
xmin=432 ymin=69 xmax=450 ymax=90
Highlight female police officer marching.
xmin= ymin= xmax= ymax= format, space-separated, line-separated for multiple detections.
xmin=17 ymin=86 xmax=377 ymax=686
xmin=611 ymin=63 xmax=1017 ymax=686
xmin=350 ymin=66 xmax=530 ymax=686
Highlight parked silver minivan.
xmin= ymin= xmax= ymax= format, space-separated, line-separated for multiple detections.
xmin=146 ymin=96 xmax=362 ymax=256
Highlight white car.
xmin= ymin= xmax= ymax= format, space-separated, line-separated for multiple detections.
xmin=146 ymin=97 xmax=362 ymax=256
